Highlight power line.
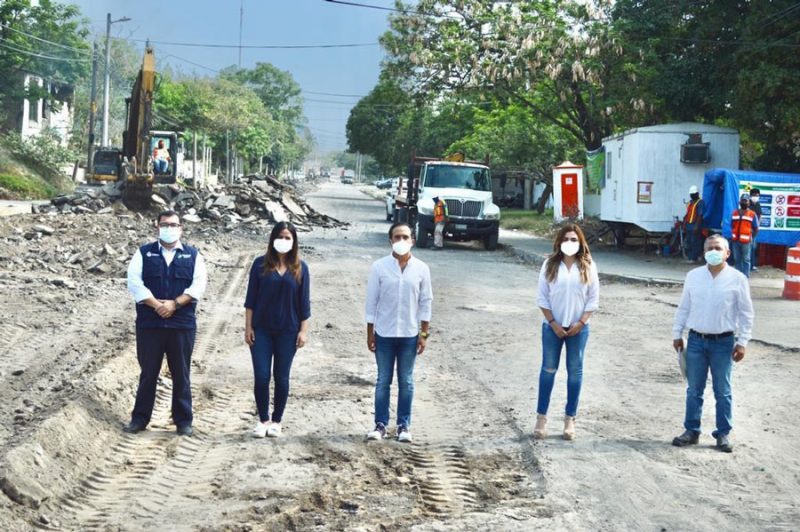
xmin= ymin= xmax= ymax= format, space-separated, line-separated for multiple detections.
xmin=752 ymin=2 xmax=800 ymax=29
xmin=323 ymin=0 xmax=401 ymax=13
xmin=659 ymin=36 xmax=800 ymax=48
xmin=323 ymin=0 xmax=444 ymax=17
xmin=0 ymin=40 xmax=91 ymax=63
xmin=303 ymin=90 xmax=367 ymax=98
xmin=0 ymin=23 xmax=90 ymax=54
xmin=161 ymin=53 xmax=221 ymax=74
xmin=120 ymin=37 xmax=379 ymax=49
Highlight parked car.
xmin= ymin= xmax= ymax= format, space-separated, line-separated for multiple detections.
xmin=375 ymin=177 xmax=393 ymax=189
xmin=341 ymin=175 xmax=354 ymax=184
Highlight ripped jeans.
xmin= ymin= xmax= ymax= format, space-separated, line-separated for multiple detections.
xmin=536 ymin=322 xmax=590 ymax=417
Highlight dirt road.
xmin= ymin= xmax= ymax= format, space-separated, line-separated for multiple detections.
xmin=0 ymin=182 xmax=797 ymax=530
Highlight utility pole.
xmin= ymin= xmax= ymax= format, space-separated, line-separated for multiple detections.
xmin=192 ymin=131 xmax=197 ymax=183
xmin=101 ymin=13 xmax=131 ymax=147
xmin=87 ymin=42 xmax=99 ymax=175
xmin=238 ymin=0 xmax=244 ymax=68
xmin=225 ymin=130 xmax=231 ymax=183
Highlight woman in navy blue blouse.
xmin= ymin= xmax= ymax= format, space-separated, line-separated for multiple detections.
xmin=244 ymin=222 xmax=310 ymax=438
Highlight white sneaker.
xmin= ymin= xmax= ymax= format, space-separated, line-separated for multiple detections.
xmin=396 ymin=425 xmax=413 ymax=443
xmin=366 ymin=422 xmax=386 ymax=441
xmin=266 ymin=423 xmax=282 ymax=438
xmin=251 ymin=422 xmax=269 ymax=438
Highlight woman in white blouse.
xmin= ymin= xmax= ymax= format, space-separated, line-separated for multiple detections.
xmin=534 ymin=224 xmax=600 ymax=440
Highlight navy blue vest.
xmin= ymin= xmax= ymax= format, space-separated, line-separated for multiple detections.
xmin=135 ymin=241 xmax=198 ymax=329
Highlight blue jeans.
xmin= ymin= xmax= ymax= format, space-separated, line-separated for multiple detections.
xmin=537 ymin=323 xmax=590 ymax=417
xmin=250 ymin=329 xmax=297 ymax=423
xmin=731 ymin=241 xmax=751 ymax=277
xmin=684 ymin=332 xmax=734 ymax=437
xmin=374 ymin=334 xmax=418 ymax=428
xmin=685 ymin=223 xmax=701 ymax=261
xmin=154 ymin=159 xmax=169 ymax=174
xmin=750 ymin=240 xmax=758 ymax=268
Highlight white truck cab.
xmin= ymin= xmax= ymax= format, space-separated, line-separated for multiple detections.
xmin=410 ymin=160 xmax=500 ymax=250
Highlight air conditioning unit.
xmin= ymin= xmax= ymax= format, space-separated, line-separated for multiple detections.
xmin=681 ymin=142 xmax=710 ymax=164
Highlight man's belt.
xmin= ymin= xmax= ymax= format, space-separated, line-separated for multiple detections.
xmin=689 ymin=329 xmax=734 ymax=340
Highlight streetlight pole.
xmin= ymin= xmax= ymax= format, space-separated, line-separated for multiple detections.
xmin=87 ymin=42 xmax=99 ymax=176
xmin=101 ymin=12 xmax=130 ymax=147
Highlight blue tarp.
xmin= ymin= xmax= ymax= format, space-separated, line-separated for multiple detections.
xmin=703 ymin=168 xmax=800 ymax=247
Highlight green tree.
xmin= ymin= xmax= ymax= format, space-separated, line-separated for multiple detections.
xmin=611 ymin=0 xmax=800 ymax=170
xmin=346 ymin=75 xmax=411 ymax=172
xmin=382 ymin=0 xmax=638 ymax=150
xmin=449 ymin=102 xmax=582 ymax=211
xmin=0 ymin=0 xmax=90 ymax=134
xmin=221 ymin=63 xmax=309 ymax=173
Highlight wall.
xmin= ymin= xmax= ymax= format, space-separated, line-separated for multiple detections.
xmin=20 ymin=75 xmax=72 ymax=147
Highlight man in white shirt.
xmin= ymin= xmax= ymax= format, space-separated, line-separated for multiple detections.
xmin=365 ymin=222 xmax=433 ymax=443
xmin=125 ymin=210 xmax=208 ymax=436
xmin=672 ymin=234 xmax=754 ymax=453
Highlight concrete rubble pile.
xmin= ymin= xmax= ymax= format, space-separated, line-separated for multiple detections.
xmin=0 ymin=213 xmax=155 ymax=284
xmin=41 ymin=176 xmax=345 ymax=232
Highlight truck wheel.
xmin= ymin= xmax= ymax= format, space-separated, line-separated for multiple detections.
xmin=416 ymin=221 xmax=430 ymax=248
xmin=484 ymin=229 xmax=499 ymax=251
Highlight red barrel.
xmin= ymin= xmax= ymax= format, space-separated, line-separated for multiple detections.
xmin=783 ymin=242 xmax=800 ymax=300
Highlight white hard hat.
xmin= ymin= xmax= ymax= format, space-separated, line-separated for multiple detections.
xmin=689 ymin=185 xmax=698 ymax=194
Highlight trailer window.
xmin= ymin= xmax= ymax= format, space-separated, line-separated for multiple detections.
xmin=424 ymin=165 xmax=491 ymax=191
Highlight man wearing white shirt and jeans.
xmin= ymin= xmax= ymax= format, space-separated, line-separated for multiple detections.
xmin=365 ymin=222 xmax=433 ymax=443
xmin=672 ymin=234 xmax=754 ymax=453
xmin=125 ymin=210 xmax=208 ymax=436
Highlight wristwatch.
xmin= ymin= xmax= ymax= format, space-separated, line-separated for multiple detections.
xmin=419 ymin=331 xmax=430 ymax=339
xmin=174 ymin=299 xmax=183 ymax=309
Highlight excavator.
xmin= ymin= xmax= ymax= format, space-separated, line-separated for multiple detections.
xmin=86 ymin=44 xmax=178 ymax=209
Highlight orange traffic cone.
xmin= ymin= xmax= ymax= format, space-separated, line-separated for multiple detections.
xmin=783 ymin=243 xmax=800 ymax=300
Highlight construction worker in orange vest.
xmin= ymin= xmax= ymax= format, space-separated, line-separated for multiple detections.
xmin=683 ymin=185 xmax=705 ymax=262
xmin=730 ymin=193 xmax=759 ymax=278
xmin=432 ymin=196 xmax=448 ymax=249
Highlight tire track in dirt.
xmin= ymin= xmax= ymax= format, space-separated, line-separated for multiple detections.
xmin=40 ymin=254 xmax=251 ymax=530
xmin=0 ymin=323 xmax=27 ymax=376
xmin=404 ymin=442 xmax=481 ymax=515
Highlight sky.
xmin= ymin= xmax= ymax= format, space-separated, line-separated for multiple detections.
xmin=67 ymin=0 xmax=399 ymax=153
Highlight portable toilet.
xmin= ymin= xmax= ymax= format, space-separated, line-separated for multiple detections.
xmin=553 ymin=161 xmax=584 ymax=222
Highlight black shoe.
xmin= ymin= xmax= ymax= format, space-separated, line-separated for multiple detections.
xmin=672 ymin=430 xmax=700 ymax=447
xmin=176 ymin=424 xmax=193 ymax=437
xmin=122 ymin=421 xmax=147 ymax=434
xmin=716 ymin=435 xmax=733 ymax=453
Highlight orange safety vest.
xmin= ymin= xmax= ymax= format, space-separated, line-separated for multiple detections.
xmin=731 ymin=208 xmax=756 ymax=244
xmin=684 ymin=198 xmax=702 ymax=224
xmin=433 ymin=200 xmax=447 ymax=223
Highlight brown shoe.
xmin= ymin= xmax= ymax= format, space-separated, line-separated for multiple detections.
xmin=563 ymin=416 xmax=576 ymax=440
xmin=533 ymin=414 xmax=547 ymax=439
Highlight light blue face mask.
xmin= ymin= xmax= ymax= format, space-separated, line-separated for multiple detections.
xmin=159 ymin=226 xmax=181 ymax=244
xmin=704 ymin=249 xmax=725 ymax=266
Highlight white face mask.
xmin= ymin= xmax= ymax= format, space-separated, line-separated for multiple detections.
xmin=705 ymin=249 xmax=725 ymax=266
xmin=159 ymin=226 xmax=181 ymax=244
xmin=273 ymin=238 xmax=293 ymax=254
xmin=560 ymin=240 xmax=580 ymax=257
xmin=392 ymin=240 xmax=412 ymax=256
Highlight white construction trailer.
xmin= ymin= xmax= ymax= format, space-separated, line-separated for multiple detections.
xmin=600 ymin=123 xmax=739 ymax=241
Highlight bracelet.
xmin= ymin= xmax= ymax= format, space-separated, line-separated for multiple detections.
xmin=579 ymin=320 xmax=586 ymax=326
xmin=548 ymin=319 xmax=555 ymax=324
